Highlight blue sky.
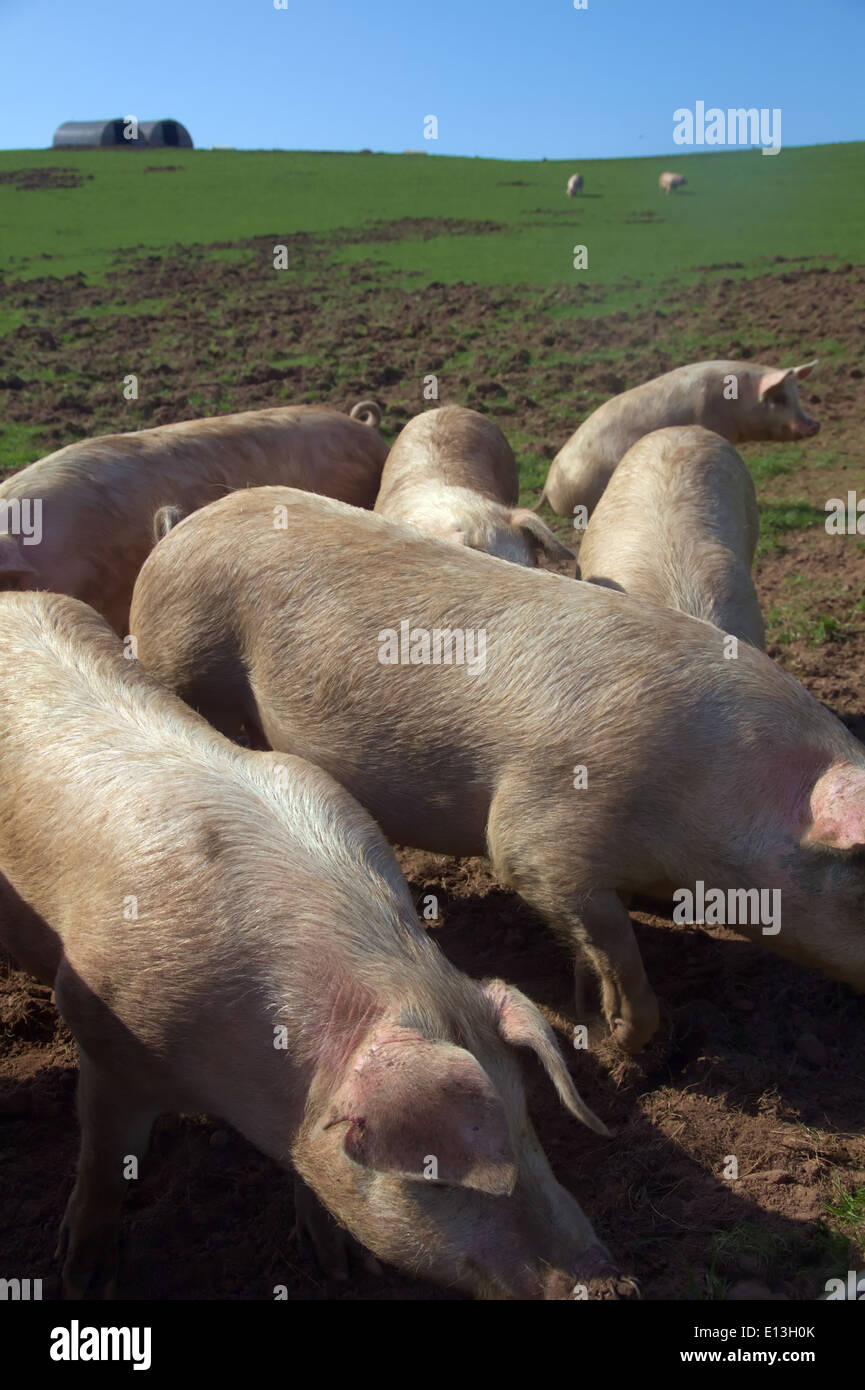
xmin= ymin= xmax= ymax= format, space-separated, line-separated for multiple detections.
xmin=1 ymin=0 xmax=862 ymax=158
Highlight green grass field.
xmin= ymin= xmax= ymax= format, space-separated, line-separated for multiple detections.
xmin=1 ymin=142 xmax=863 ymax=288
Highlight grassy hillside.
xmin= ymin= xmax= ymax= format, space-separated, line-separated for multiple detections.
xmin=1 ymin=143 xmax=863 ymax=288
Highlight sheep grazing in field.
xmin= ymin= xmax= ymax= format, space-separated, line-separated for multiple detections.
xmin=566 ymin=172 xmax=583 ymax=197
xmin=659 ymin=170 xmax=687 ymax=194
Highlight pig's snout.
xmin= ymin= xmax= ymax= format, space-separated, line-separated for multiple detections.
xmin=798 ymin=414 xmax=820 ymax=437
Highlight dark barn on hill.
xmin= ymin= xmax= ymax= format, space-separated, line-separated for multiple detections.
xmin=52 ymin=119 xmax=194 ymax=149
xmin=53 ymin=119 xmax=148 ymax=148
xmin=140 ymin=119 xmax=194 ymax=148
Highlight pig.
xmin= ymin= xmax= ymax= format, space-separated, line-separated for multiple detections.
xmin=0 ymin=401 xmax=387 ymax=635
xmin=566 ymin=173 xmax=584 ymax=197
xmin=541 ymin=358 xmax=820 ymax=519
xmin=659 ymin=171 xmax=687 ymax=194
xmin=0 ymin=590 xmax=617 ymax=1301
xmin=577 ymin=426 xmax=765 ymax=648
xmin=374 ymin=405 xmax=573 ymax=568
xmin=130 ymin=487 xmax=865 ymax=1056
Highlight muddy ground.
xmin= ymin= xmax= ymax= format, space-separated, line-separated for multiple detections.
xmin=1 ymin=233 xmax=864 ymax=1299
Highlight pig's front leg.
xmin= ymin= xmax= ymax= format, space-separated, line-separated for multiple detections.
xmin=293 ymin=1177 xmax=381 ymax=1282
xmin=56 ymin=1048 xmax=159 ymax=1299
xmin=487 ymin=795 xmax=659 ymax=1052
xmin=492 ymin=800 xmax=661 ymax=1045
xmin=562 ymin=891 xmax=659 ymax=1053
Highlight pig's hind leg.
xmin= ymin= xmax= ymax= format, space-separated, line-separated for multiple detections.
xmin=56 ymin=1047 xmax=159 ymax=1299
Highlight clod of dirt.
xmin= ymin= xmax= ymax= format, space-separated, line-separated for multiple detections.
xmin=473 ymin=379 xmax=507 ymax=399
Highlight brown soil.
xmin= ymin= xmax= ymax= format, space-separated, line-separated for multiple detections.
xmin=0 ymin=168 xmax=89 ymax=191
xmin=0 ymin=241 xmax=863 ymax=1300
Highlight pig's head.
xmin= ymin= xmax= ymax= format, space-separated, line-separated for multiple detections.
xmin=448 ymin=504 xmax=575 ymax=569
xmin=764 ymin=760 xmax=865 ymax=988
xmin=739 ymin=359 xmax=820 ymax=442
xmin=294 ymin=979 xmax=620 ymax=1299
xmin=0 ymin=533 xmax=38 ymax=592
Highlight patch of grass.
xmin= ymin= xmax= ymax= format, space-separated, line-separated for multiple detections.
xmin=806 ymin=449 xmax=841 ymax=471
xmin=0 ymin=142 xmax=863 ymax=288
xmin=814 ymin=337 xmax=846 ymax=361
xmin=0 ymin=421 xmax=53 ymax=475
xmin=711 ymin=1219 xmax=852 ymax=1296
xmin=824 ymin=1180 xmax=865 ymax=1232
xmin=712 ymin=1224 xmax=788 ymax=1278
xmin=683 ymin=1252 xmax=728 ymax=1301
xmin=0 ymin=308 xmax=26 ymax=338
xmin=767 ymin=603 xmax=845 ymax=647
xmin=756 ymin=499 xmax=826 ymax=555
xmin=747 ymin=447 xmax=800 ymax=483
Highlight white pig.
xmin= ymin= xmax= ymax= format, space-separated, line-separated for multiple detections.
xmin=0 ymin=590 xmax=616 ymax=1301
xmin=0 ymin=401 xmax=387 ymax=634
xmin=130 ymin=488 xmax=865 ymax=1055
xmin=567 ymin=173 xmax=584 ymax=197
xmin=577 ymin=426 xmax=765 ymax=648
xmin=375 ymin=405 xmax=573 ymax=567
xmin=542 ymin=358 xmax=819 ymax=518
xmin=659 ymin=171 xmax=687 ymax=194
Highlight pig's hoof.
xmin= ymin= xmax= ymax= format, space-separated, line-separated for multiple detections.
xmin=611 ymin=1018 xmax=648 ymax=1054
xmin=584 ymin=1275 xmax=642 ymax=1301
xmin=610 ymin=997 xmax=660 ymax=1054
xmin=56 ymin=1223 xmax=119 ymax=1300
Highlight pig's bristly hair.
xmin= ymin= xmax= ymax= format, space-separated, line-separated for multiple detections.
xmin=0 ymin=589 xmax=495 ymax=1048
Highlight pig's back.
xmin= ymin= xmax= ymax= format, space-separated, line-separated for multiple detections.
xmin=581 ymin=426 xmax=758 ymax=573
xmin=0 ymin=593 xmax=303 ymax=937
xmin=134 ymin=487 xmax=840 ymax=794
xmin=1 ymin=407 xmax=387 ymax=513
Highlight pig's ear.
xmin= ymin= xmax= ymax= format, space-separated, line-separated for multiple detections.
xmin=511 ymin=509 xmax=576 ymax=563
xmin=791 ymin=359 xmax=818 ymax=380
xmin=324 ymin=1031 xmax=517 ymax=1195
xmin=484 ymin=980 xmax=610 ymax=1137
xmin=0 ymin=536 xmax=37 ymax=590
xmin=153 ymin=504 xmax=186 ymax=543
xmin=756 ymin=367 xmax=791 ymax=400
xmin=803 ymin=762 xmax=865 ymax=851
